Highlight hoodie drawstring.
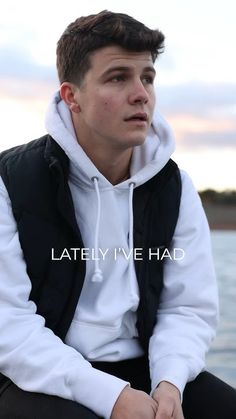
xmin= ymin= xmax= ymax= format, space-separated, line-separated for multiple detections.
xmin=128 ymin=182 xmax=135 ymax=251
xmin=91 ymin=177 xmax=103 ymax=282
xmin=91 ymin=177 xmax=136 ymax=283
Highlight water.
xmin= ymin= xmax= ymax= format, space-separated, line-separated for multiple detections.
xmin=206 ymin=230 xmax=236 ymax=388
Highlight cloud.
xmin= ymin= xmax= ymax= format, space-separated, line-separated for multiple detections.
xmin=180 ymin=131 xmax=236 ymax=149
xmin=157 ymin=82 xmax=236 ymax=117
xmin=1 ymin=44 xmax=235 ymax=152
xmin=167 ymin=113 xmax=236 ymax=149
xmin=1 ymin=40 xmax=235 ymax=119
xmin=0 ymin=44 xmax=57 ymax=81
xmin=156 ymin=82 xmax=236 ymax=150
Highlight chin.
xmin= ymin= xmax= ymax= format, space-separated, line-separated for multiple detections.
xmin=114 ymin=134 xmax=147 ymax=149
xmin=128 ymin=136 xmax=146 ymax=146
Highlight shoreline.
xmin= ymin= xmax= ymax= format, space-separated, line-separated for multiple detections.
xmin=201 ymin=202 xmax=236 ymax=232
xmin=210 ymin=225 xmax=236 ymax=231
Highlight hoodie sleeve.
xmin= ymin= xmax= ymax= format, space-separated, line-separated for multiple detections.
xmin=0 ymin=177 xmax=128 ymax=419
xmin=149 ymin=170 xmax=219 ymax=397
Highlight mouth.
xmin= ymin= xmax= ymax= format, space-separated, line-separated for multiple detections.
xmin=124 ymin=112 xmax=148 ymax=122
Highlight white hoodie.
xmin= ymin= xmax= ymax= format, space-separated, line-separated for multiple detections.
xmin=0 ymin=92 xmax=218 ymax=419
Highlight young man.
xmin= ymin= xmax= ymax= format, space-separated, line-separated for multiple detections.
xmin=0 ymin=10 xmax=235 ymax=419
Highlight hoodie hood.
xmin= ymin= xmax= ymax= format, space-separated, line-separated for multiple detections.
xmin=45 ymin=91 xmax=175 ymax=189
xmin=45 ymin=91 xmax=176 ymax=282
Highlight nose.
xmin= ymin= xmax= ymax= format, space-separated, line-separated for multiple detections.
xmin=128 ymin=79 xmax=149 ymax=105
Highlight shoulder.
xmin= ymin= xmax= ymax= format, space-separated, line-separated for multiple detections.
xmin=0 ymin=135 xmax=56 ymax=206
xmin=0 ymin=134 xmax=49 ymax=167
xmin=179 ymin=169 xmax=202 ymax=206
xmin=176 ymin=169 xmax=209 ymax=235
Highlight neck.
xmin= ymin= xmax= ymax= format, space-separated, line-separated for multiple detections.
xmin=72 ymin=115 xmax=132 ymax=185
xmin=85 ymin=145 xmax=132 ymax=185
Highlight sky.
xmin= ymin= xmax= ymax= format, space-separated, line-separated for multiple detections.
xmin=0 ymin=0 xmax=236 ymax=190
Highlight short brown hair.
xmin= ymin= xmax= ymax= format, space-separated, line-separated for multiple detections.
xmin=56 ymin=10 xmax=165 ymax=85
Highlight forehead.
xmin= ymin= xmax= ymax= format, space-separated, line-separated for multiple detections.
xmin=89 ymin=45 xmax=154 ymax=74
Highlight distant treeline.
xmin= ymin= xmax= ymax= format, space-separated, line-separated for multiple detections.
xmin=199 ymin=189 xmax=236 ymax=205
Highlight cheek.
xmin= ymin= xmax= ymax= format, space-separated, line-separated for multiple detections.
xmin=102 ymin=99 xmax=118 ymax=112
xmin=99 ymin=93 xmax=122 ymax=113
xmin=150 ymin=91 xmax=156 ymax=106
xmin=149 ymin=95 xmax=156 ymax=114
xmin=93 ymin=88 xmax=123 ymax=117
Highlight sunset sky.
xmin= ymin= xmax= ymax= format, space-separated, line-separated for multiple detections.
xmin=1 ymin=0 xmax=235 ymax=190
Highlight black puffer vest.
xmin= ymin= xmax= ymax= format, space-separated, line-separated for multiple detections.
xmin=0 ymin=134 xmax=181 ymax=352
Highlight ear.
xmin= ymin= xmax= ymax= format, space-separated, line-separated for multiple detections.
xmin=60 ymin=82 xmax=81 ymax=113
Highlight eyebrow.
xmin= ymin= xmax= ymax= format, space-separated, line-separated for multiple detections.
xmin=102 ymin=66 xmax=156 ymax=77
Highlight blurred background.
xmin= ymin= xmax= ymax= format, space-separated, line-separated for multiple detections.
xmin=1 ymin=0 xmax=235 ymax=387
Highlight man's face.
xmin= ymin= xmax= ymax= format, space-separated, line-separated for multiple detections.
xmin=74 ymin=45 xmax=156 ymax=152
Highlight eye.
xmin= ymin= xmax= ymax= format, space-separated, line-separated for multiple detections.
xmin=110 ymin=75 xmax=126 ymax=82
xmin=142 ymin=75 xmax=154 ymax=85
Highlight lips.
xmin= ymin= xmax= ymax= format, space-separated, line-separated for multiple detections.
xmin=125 ymin=112 xmax=148 ymax=122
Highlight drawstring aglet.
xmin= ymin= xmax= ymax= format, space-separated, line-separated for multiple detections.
xmin=91 ymin=269 xmax=103 ymax=282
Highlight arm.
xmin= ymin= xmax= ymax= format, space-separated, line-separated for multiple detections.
xmin=149 ymin=170 xmax=218 ymax=409
xmin=0 ymin=177 xmax=128 ymax=419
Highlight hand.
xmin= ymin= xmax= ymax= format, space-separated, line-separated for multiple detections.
xmin=152 ymin=381 xmax=185 ymax=419
xmin=111 ymin=385 xmax=158 ymax=419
